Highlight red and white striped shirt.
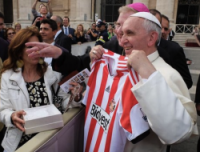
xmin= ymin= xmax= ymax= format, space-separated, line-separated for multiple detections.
xmin=82 ymin=50 xmax=149 ymax=152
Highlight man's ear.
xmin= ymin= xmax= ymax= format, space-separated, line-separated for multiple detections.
xmin=147 ymin=31 xmax=158 ymax=47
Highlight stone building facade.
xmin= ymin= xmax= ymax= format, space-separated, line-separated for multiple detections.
xmin=0 ymin=0 xmax=200 ymax=33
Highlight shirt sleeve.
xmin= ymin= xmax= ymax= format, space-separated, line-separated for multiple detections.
xmin=131 ymin=71 xmax=197 ymax=144
xmin=0 ymin=73 xmax=15 ymax=128
xmin=31 ymin=9 xmax=40 ymax=17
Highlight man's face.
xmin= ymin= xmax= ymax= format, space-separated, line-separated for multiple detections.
xmin=161 ymin=17 xmax=170 ymax=40
xmin=91 ymin=23 xmax=96 ymax=30
xmin=0 ymin=18 xmax=4 ymax=30
xmin=63 ymin=18 xmax=69 ymax=27
xmin=40 ymin=23 xmax=56 ymax=43
xmin=99 ymin=25 xmax=105 ymax=31
xmin=121 ymin=17 xmax=149 ymax=56
xmin=115 ymin=11 xmax=135 ymax=46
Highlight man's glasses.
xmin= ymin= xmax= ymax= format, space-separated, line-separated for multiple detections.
xmin=0 ymin=23 xmax=4 ymax=26
xmin=7 ymin=32 xmax=16 ymax=35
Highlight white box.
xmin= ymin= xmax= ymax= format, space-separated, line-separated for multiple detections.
xmin=23 ymin=104 xmax=64 ymax=135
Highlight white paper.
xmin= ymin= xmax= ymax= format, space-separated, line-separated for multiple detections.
xmin=60 ymin=68 xmax=90 ymax=93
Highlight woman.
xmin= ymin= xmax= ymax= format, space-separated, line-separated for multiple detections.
xmin=107 ymin=27 xmax=115 ymax=40
xmin=0 ymin=27 xmax=82 ymax=152
xmin=14 ymin=22 xmax=22 ymax=33
xmin=74 ymin=24 xmax=86 ymax=44
xmin=5 ymin=27 xmax=16 ymax=44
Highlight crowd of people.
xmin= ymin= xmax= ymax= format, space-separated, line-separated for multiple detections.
xmin=0 ymin=1 xmax=200 ymax=152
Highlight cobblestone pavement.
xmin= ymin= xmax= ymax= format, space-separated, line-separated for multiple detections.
xmin=171 ymin=47 xmax=200 ymax=152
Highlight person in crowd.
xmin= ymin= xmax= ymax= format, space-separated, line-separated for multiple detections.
xmin=0 ymin=37 xmax=8 ymax=61
xmin=32 ymin=0 xmax=52 ymax=18
xmin=192 ymin=25 xmax=199 ymax=36
xmin=107 ymin=27 xmax=115 ymax=40
xmin=194 ymin=31 xmax=200 ymax=46
xmin=168 ymin=28 xmax=175 ymax=41
xmin=0 ymin=37 xmax=8 ymax=152
xmin=95 ymin=20 xmax=109 ymax=46
xmin=0 ymin=27 xmax=62 ymax=152
xmin=87 ymin=23 xmax=98 ymax=41
xmin=150 ymin=9 xmax=193 ymax=89
xmin=62 ymin=16 xmax=76 ymax=44
xmin=90 ymin=11 xmax=197 ymax=152
xmin=26 ymin=19 xmax=91 ymax=76
xmin=51 ymin=15 xmax=72 ymax=53
xmin=5 ymin=27 xmax=16 ymax=44
xmin=0 ymin=27 xmax=85 ymax=152
xmin=32 ymin=0 xmax=52 ymax=30
xmin=102 ymin=3 xmax=149 ymax=54
xmin=195 ymin=74 xmax=200 ymax=152
xmin=14 ymin=22 xmax=22 ymax=33
xmin=0 ymin=12 xmax=6 ymax=39
xmin=85 ymin=28 xmax=92 ymax=42
xmin=74 ymin=24 xmax=86 ymax=44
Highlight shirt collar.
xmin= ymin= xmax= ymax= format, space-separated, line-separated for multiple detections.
xmin=54 ymin=30 xmax=62 ymax=40
xmin=147 ymin=51 xmax=159 ymax=63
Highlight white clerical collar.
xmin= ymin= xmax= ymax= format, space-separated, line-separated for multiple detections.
xmin=54 ymin=30 xmax=62 ymax=40
xmin=147 ymin=51 xmax=159 ymax=63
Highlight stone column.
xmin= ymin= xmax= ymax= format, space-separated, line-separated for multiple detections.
xmin=132 ymin=0 xmax=149 ymax=7
xmin=17 ymin=0 xmax=33 ymax=27
xmin=70 ymin=0 xmax=93 ymax=29
xmin=0 ymin=0 xmax=3 ymax=13
xmin=156 ymin=0 xmax=175 ymax=23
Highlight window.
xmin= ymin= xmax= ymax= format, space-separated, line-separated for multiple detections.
xmin=101 ymin=0 xmax=126 ymax=23
xmin=176 ymin=0 xmax=200 ymax=24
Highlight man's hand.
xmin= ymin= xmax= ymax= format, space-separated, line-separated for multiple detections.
xmin=89 ymin=45 xmax=104 ymax=63
xmin=68 ymin=34 xmax=73 ymax=39
xmin=127 ymin=50 xmax=156 ymax=79
xmin=11 ymin=110 xmax=26 ymax=132
xmin=25 ymin=42 xmax=62 ymax=59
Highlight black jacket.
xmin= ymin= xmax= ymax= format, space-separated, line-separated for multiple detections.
xmin=158 ymin=39 xmax=193 ymax=89
xmin=55 ymin=31 xmax=72 ymax=53
xmin=52 ymin=45 xmax=90 ymax=76
xmin=0 ymin=37 xmax=8 ymax=61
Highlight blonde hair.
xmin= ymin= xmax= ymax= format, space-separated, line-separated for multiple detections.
xmin=75 ymin=24 xmax=84 ymax=38
xmin=118 ymin=6 xmax=137 ymax=14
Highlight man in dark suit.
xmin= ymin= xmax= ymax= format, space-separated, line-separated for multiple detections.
xmin=0 ymin=37 xmax=8 ymax=61
xmin=62 ymin=16 xmax=76 ymax=44
xmin=51 ymin=15 xmax=72 ymax=53
xmin=0 ymin=12 xmax=5 ymax=40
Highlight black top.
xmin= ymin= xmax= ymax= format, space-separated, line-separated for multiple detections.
xmin=89 ymin=29 xmax=98 ymax=41
xmin=18 ymin=77 xmax=50 ymax=148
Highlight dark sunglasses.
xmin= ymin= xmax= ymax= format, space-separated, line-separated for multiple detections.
xmin=0 ymin=23 xmax=3 ymax=26
xmin=8 ymin=32 xmax=16 ymax=35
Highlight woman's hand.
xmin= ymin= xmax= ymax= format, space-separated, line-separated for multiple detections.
xmin=11 ymin=110 xmax=26 ymax=132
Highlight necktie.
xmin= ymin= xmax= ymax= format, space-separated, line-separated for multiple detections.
xmin=65 ymin=27 xmax=68 ymax=35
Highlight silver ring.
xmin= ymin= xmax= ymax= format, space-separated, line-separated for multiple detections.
xmin=92 ymin=50 xmax=97 ymax=54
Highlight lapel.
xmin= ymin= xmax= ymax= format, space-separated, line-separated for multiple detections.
xmin=9 ymin=68 xmax=30 ymax=106
xmin=55 ymin=32 xmax=62 ymax=43
xmin=9 ymin=67 xmax=59 ymax=105
xmin=43 ymin=67 xmax=60 ymax=103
